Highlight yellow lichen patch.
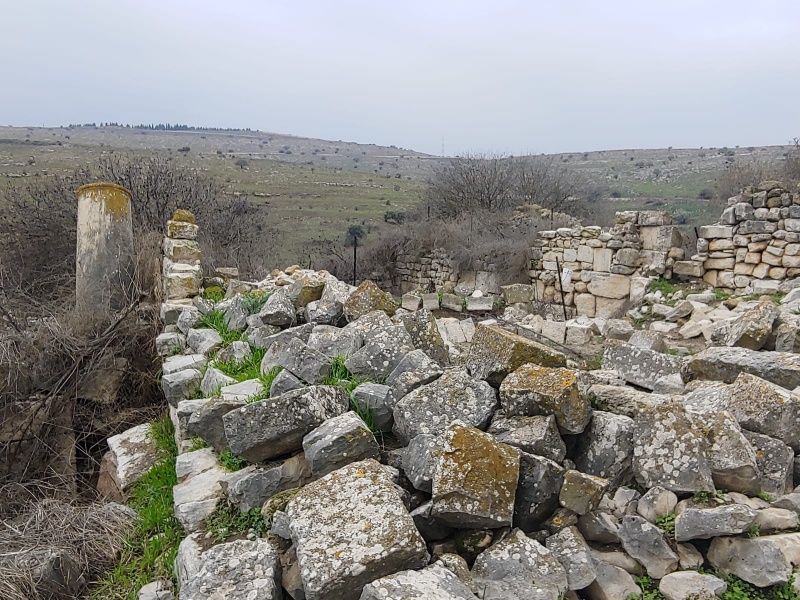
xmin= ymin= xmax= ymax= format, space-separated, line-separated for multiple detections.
xmin=172 ymin=208 xmax=196 ymax=223
xmin=432 ymin=422 xmax=520 ymax=528
xmin=77 ymin=182 xmax=132 ymax=218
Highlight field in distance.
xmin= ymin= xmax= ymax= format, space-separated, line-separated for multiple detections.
xmin=0 ymin=125 xmax=793 ymax=265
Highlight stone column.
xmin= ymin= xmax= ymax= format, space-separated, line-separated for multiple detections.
xmin=75 ymin=182 xmax=134 ymax=311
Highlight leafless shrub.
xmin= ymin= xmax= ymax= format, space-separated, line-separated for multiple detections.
xmin=424 ymin=153 xmax=594 ymax=219
xmin=0 ymin=154 xmax=277 ymax=310
xmin=714 ymin=138 xmax=800 ymax=200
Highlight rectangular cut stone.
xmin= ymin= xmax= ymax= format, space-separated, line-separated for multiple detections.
xmin=286 ymin=459 xmax=429 ymax=600
xmin=421 ymin=293 xmax=439 ymax=310
xmin=441 ymin=293 xmax=463 ymax=312
xmin=587 ymin=273 xmax=631 ymax=299
xmin=699 ymin=225 xmax=734 ymax=239
xmin=466 ymin=296 xmax=493 ymax=312
xmin=501 ymin=284 xmax=533 ymax=305
xmin=593 ymin=248 xmax=614 ymax=272
xmin=574 ymin=293 xmax=596 ymax=317
xmin=594 ymin=297 xmax=628 ymax=319
xmin=541 ymin=320 xmax=566 ymax=344
xmin=704 ymin=258 xmax=736 ymax=270
xmin=577 ymin=245 xmax=594 ymax=263
xmin=639 ymin=226 xmax=682 ymax=252
xmin=739 ymin=220 xmax=778 ymax=235
xmin=603 ymin=343 xmax=685 ymax=391
xmin=673 ymin=261 xmax=704 ymax=277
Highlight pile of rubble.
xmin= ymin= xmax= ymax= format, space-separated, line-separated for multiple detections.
xmin=100 ymin=245 xmax=800 ymax=598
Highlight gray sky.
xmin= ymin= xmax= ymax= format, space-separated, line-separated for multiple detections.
xmin=2 ymin=0 xmax=798 ymax=155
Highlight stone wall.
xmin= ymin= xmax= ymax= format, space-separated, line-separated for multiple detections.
xmin=528 ymin=211 xmax=686 ymax=318
xmin=677 ymin=181 xmax=800 ymax=295
xmin=393 ymin=248 xmax=459 ymax=294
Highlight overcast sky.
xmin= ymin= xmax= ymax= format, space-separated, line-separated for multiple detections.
xmin=2 ymin=0 xmax=798 ymax=155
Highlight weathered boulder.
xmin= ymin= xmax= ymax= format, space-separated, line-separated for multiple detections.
xmin=384 ymin=350 xmax=444 ymax=410
xmin=587 ymin=384 xmax=669 ymax=418
xmin=618 ymin=515 xmax=679 ymax=579
xmin=186 ymin=328 xmax=223 ymax=356
xmin=395 ymin=309 xmax=450 ymax=366
xmin=392 ymin=368 xmax=497 ymax=443
xmin=499 ymin=364 xmax=591 ymax=434
xmin=285 ymin=459 xmax=428 ymax=600
xmin=303 ymin=411 xmax=380 ymax=478
xmin=173 ymin=449 xmax=227 ymax=532
xmin=288 ymin=276 xmax=326 ymax=308
xmin=138 ymin=580 xmax=173 ymax=600
xmin=471 ymin=528 xmax=568 ymax=600
xmin=269 ymin=369 xmax=303 ymax=397
xmin=465 ymin=324 xmax=566 ymax=385
xmin=637 ymin=486 xmax=678 ymax=524
xmin=659 ymin=572 xmax=727 ymax=600
xmin=431 ymin=422 xmax=520 ymax=529
xmin=584 ymin=560 xmax=640 ymax=600
xmin=222 ymin=294 xmax=248 ymax=331
xmin=674 ymin=503 xmax=757 ymax=542
xmin=545 ymin=526 xmax=596 ymax=591
xmin=220 ymin=454 xmax=312 ymax=512
xmin=729 ymin=372 xmax=800 ymax=451
xmin=573 ymin=410 xmax=634 ymax=486
xmin=307 ymin=279 xmax=354 ymax=324
xmin=707 ymin=532 xmax=800 ymax=587
xmin=577 ymin=511 xmax=621 ymax=544
xmin=162 ymin=368 xmax=202 ymax=407
xmin=688 ymin=409 xmax=760 ymax=493
xmin=186 ymin=397 xmax=244 ymax=453
xmin=223 ymin=385 xmax=350 ymax=462
xmin=199 ymin=367 xmax=234 ymax=397
xmin=156 ymin=332 xmax=185 ymax=356
xmin=632 ymin=403 xmax=715 ymax=494
xmin=307 ymin=325 xmax=362 ymax=359
xmin=402 ymin=433 xmax=442 ymax=493
xmin=352 ymin=382 xmax=393 ymax=432
xmin=754 ymin=507 xmax=799 ymax=533
xmin=343 ymin=280 xmax=397 ymax=321
xmin=602 ymin=342 xmax=685 ymax=391
xmin=260 ymin=336 xmax=332 ymax=384
xmin=97 ymin=423 xmax=159 ymax=501
xmin=744 ymin=430 xmax=794 ymax=496
xmin=488 ymin=412 xmax=566 ymax=463
xmin=710 ymin=300 xmax=778 ymax=350
xmin=219 ymin=379 xmax=263 ymax=402
xmin=360 ymin=563 xmax=478 ymax=600
xmin=257 ymin=289 xmax=296 ymax=327
xmin=514 ymin=452 xmax=565 ymax=532
xmin=178 ymin=539 xmax=280 ymax=600
xmin=249 ymin=323 xmax=309 ymax=350
xmin=345 ymin=325 xmax=414 ymax=379
xmin=688 ymin=346 xmax=800 ymax=389
xmin=559 ymin=470 xmax=609 ymax=516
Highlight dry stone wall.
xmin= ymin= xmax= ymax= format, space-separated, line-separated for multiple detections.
xmin=528 ymin=211 xmax=686 ymax=318
xmin=679 ymin=181 xmax=800 ymax=295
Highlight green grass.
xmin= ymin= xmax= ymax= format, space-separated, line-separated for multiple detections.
xmin=214 ymin=347 xmax=266 ymax=382
xmin=201 ymin=286 xmax=224 ymax=302
xmin=714 ymin=289 xmax=732 ymax=301
xmin=720 ymin=574 xmax=798 ymax=600
xmin=197 ymin=309 xmax=245 ymax=345
xmin=655 ymin=513 xmax=676 ymax=539
xmin=320 ymin=356 xmax=378 ymax=432
xmin=692 ymin=490 xmax=725 ymax=504
xmin=632 ymin=575 xmax=665 ymax=600
xmin=204 ymin=501 xmax=267 ymax=544
xmin=187 ymin=437 xmax=209 ymax=451
xmin=241 ymin=366 xmax=284 ymax=403
xmin=91 ymin=415 xmax=181 ymax=599
xmin=241 ymin=290 xmax=271 ymax=314
xmin=757 ymin=491 xmax=775 ymax=503
xmin=218 ymin=450 xmax=249 ymax=472
xmin=647 ymin=278 xmax=678 ymax=296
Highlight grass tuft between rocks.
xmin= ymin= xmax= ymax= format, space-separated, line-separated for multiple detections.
xmin=204 ymin=500 xmax=267 ymax=544
xmin=197 ymin=309 xmax=245 ymax=346
xmin=321 ymin=355 xmax=379 ymax=432
xmin=215 ymin=347 xmax=266 ymax=382
xmin=91 ymin=414 xmax=182 ymax=600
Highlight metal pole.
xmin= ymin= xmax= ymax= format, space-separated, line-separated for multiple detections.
xmin=554 ymin=257 xmax=568 ymax=321
xmin=352 ymin=236 xmax=358 ymax=286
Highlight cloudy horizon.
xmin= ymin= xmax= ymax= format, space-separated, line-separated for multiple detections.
xmin=1 ymin=0 xmax=798 ymax=156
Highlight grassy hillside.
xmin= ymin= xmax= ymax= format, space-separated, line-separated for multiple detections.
xmin=1 ymin=125 xmax=793 ymax=267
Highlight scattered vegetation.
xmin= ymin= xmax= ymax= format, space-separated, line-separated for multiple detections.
xmin=320 ymin=356 xmax=378 ymax=432
xmin=91 ymin=415 xmax=181 ymax=599
xmin=202 ymin=286 xmax=224 ymax=302
xmin=633 ymin=575 xmax=665 ymax=600
xmin=204 ymin=500 xmax=266 ymax=544
xmin=655 ymin=512 xmax=676 ymax=539
xmin=757 ymin=491 xmax=775 ymax=503
xmin=714 ymin=289 xmax=732 ymax=301
xmin=240 ymin=290 xmax=271 ymax=314
xmin=720 ymin=574 xmax=799 ymax=600
xmin=218 ymin=450 xmax=249 ymax=472
xmin=692 ymin=490 xmax=725 ymax=504
xmin=214 ymin=347 xmax=266 ymax=382
xmin=197 ymin=309 xmax=245 ymax=345
xmin=647 ymin=279 xmax=678 ymax=296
